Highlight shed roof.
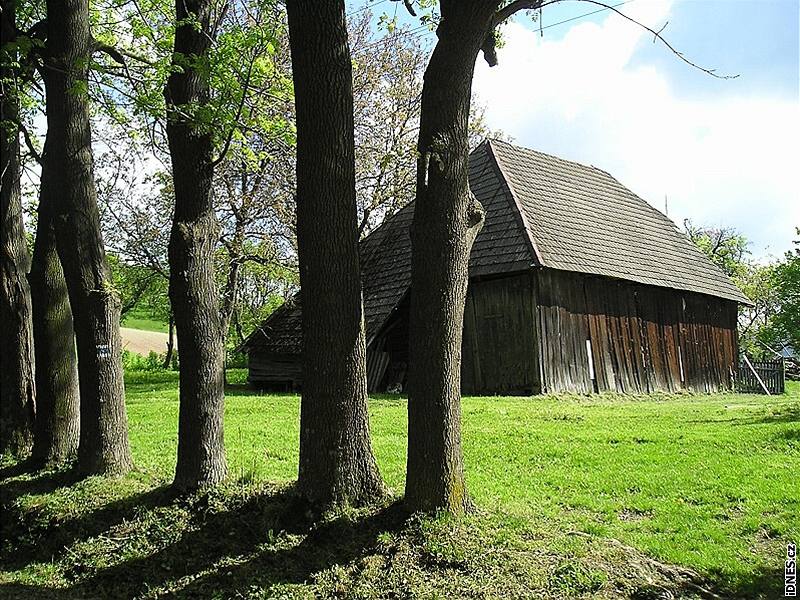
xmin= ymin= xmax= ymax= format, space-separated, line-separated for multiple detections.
xmin=241 ymin=140 xmax=748 ymax=354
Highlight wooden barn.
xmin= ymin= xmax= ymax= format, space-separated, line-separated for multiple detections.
xmin=240 ymin=140 xmax=750 ymax=395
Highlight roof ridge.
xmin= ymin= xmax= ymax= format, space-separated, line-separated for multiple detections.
xmin=488 ymin=137 xmax=604 ymax=176
xmin=485 ymin=140 xmax=543 ymax=267
xmin=485 ymin=138 xmax=749 ymax=304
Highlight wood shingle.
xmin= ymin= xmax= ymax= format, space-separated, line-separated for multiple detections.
xmin=242 ymin=139 xmax=748 ymax=358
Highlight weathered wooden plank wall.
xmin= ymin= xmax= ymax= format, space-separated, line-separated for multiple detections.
xmin=536 ymin=269 xmax=738 ymax=394
xmin=248 ymin=351 xmax=303 ymax=390
xmin=366 ymin=347 xmax=390 ymax=393
xmin=249 ymin=269 xmax=739 ymax=397
xmin=461 ymin=273 xmax=540 ymax=395
xmin=373 ymin=297 xmax=410 ymax=391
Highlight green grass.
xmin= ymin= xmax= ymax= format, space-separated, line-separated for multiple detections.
xmin=121 ymin=307 xmax=169 ymax=333
xmin=1 ymin=375 xmax=798 ymax=599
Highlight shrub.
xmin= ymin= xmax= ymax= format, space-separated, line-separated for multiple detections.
xmin=122 ymin=349 xmax=176 ymax=373
xmin=226 ymin=350 xmax=247 ymax=369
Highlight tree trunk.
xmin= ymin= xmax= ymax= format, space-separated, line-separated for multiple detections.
xmin=0 ymin=0 xmax=36 ymax=457
xmin=162 ymin=310 xmax=175 ymax=369
xmin=405 ymin=2 xmax=498 ymax=514
xmin=220 ymin=249 xmax=241 ymax=342
xmin=286 ymin=0 xmax=384 ymax=508
xmin=233 ymin=310 xmax=245 ymax=347
xmin=165 ymin=0 xmax=227 ymax=490
xmin=30 ymin=169 xmax=81 ymax=467
xmin=43 ymin=0 xmax=132 ymax=476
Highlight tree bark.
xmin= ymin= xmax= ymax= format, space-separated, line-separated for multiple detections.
xmin=165 ymin=0 xmax=227 ymax=490
xmin=286 ymin=0 xmax=384 ymax=508
xmin=42 ymin=0 xmax=132 ymax=476
xmin=405 ymin=2 xmax=498 ymax=514
xmin=30 ymin=167 xmax=81 ymax=467
xmin=0 ymin=0 xmax=36 ymax=457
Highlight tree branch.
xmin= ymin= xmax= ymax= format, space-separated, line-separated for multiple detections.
xmin=15 ymin=118 xmax=42 ymax=164
xmin=493 ymin=0 xmax=544 ymax=28
xmin=120 ymin=270 xmax=159 ymax=316
xmin=571 ymin=0 xmax=737 ymax=79
xmin=488 ymin=0 xmax=738 ymax=79
xmin=92 ymin=38 xmax=157 ymax=68
xmin=210 ymin=45 xmax=257 ymax=168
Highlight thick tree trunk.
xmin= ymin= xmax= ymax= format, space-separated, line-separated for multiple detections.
xmin=0 ymin=0 xmax=36 ymax=457
xmin=405 ymin=2 xmax=498 ymax=514
xmin=165 ymin=0 xmax=227 ymax=490
xmin=30 ymin=172 xmax=81 ymax=466
xmin=43 ymin=0 xmax=132 ymax=476
xmin=286 ymin=0 xmax=384 ymax=508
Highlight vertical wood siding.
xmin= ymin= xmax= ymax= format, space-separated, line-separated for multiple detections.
xmin=248 ymin=270 xmax=739 ymax=396
xmin=461 ymin=273 xmax=540 ymax=395
xmin=536 ymin=270 xmax=738 ymax=394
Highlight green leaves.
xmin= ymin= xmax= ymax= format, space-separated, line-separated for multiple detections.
xmin=82 ymin=0 xmax=294 ymax=171
xmin=684 ymin=220 xmax=750 ymax=280
xmin=770 ymin=229 xmax=800 ymax=352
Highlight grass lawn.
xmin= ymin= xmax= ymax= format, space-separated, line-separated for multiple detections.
xmin=122 ymin=307 xmax=169 ymax=333
xmin=1 ymin=373 xmax=798 ymax=599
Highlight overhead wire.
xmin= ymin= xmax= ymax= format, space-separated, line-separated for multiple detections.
xmin=539 ymin=0 xmax=633 ymax=33
xmin=350 ymin=0 xmax=636 ymax=56
xmin=346 ymin=0 xmax=391 ymax=18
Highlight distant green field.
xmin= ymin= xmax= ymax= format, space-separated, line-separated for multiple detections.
xmin=2 ymin=374 xmax=797 ymax=599
xmin=121 ymin=307 xmax=169 ymax=333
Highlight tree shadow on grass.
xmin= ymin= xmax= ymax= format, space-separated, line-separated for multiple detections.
xmin=0 ymin=482 xmax=174 ymax=572
xmin=171 ymin=499 xmax=408 ymax=598
xmin=0 ymin=458 xmax=40 ymax=480
xmin=687 ymin=403 xmax=800 ymax=427
xmin=0 ymin=485 xmax=407 ymax=600
xmin=777 ymin=428 xmax=800 ymax=442
xmin=0 ymin=484 xmax=782 ymax=600
xmin=734 ymin=403 xmax=800 ymax=426
xmin=0 ymin=463 xmax=80 ymax=507
xmin=627 ymin=563 xmax=785 ymax=600
xmin=708 ymin=563 xmax=786 ymax=600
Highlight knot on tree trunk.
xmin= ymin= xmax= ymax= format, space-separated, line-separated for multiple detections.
xmin=424 ymin=132 xmax=459 ymax=174
xmin=467 ymin=192 xmax=485 ymax=230
xmin=481 ymin=32 xmax=498 ymax=67
xmin=88 ymin=284 xmax=120 ymax=306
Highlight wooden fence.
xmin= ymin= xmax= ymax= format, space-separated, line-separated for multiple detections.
xmin=737 ymin=358 xmax=785 ymax=394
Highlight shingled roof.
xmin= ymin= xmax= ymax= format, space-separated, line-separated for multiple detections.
xmin=487 ymin=139 xmax=749 ymax=304
xmin=242 ymin=140 xmax=748 ymax=354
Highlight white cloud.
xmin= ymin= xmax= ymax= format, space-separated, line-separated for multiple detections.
xmin=473 ymin=1 xmax=800 ymax=259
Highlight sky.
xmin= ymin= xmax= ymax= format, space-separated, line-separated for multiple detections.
xmin=471 ymin=0 xmax=799 ymax=260
xmin=365 ymin=0 xmax=800 ymax=260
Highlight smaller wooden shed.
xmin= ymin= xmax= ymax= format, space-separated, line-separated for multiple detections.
xmin=241 ymin=140 xmax=750 ymax=395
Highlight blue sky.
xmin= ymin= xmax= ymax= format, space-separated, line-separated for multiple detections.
xmin=356 ymin=0 xmax=800 ymax=260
